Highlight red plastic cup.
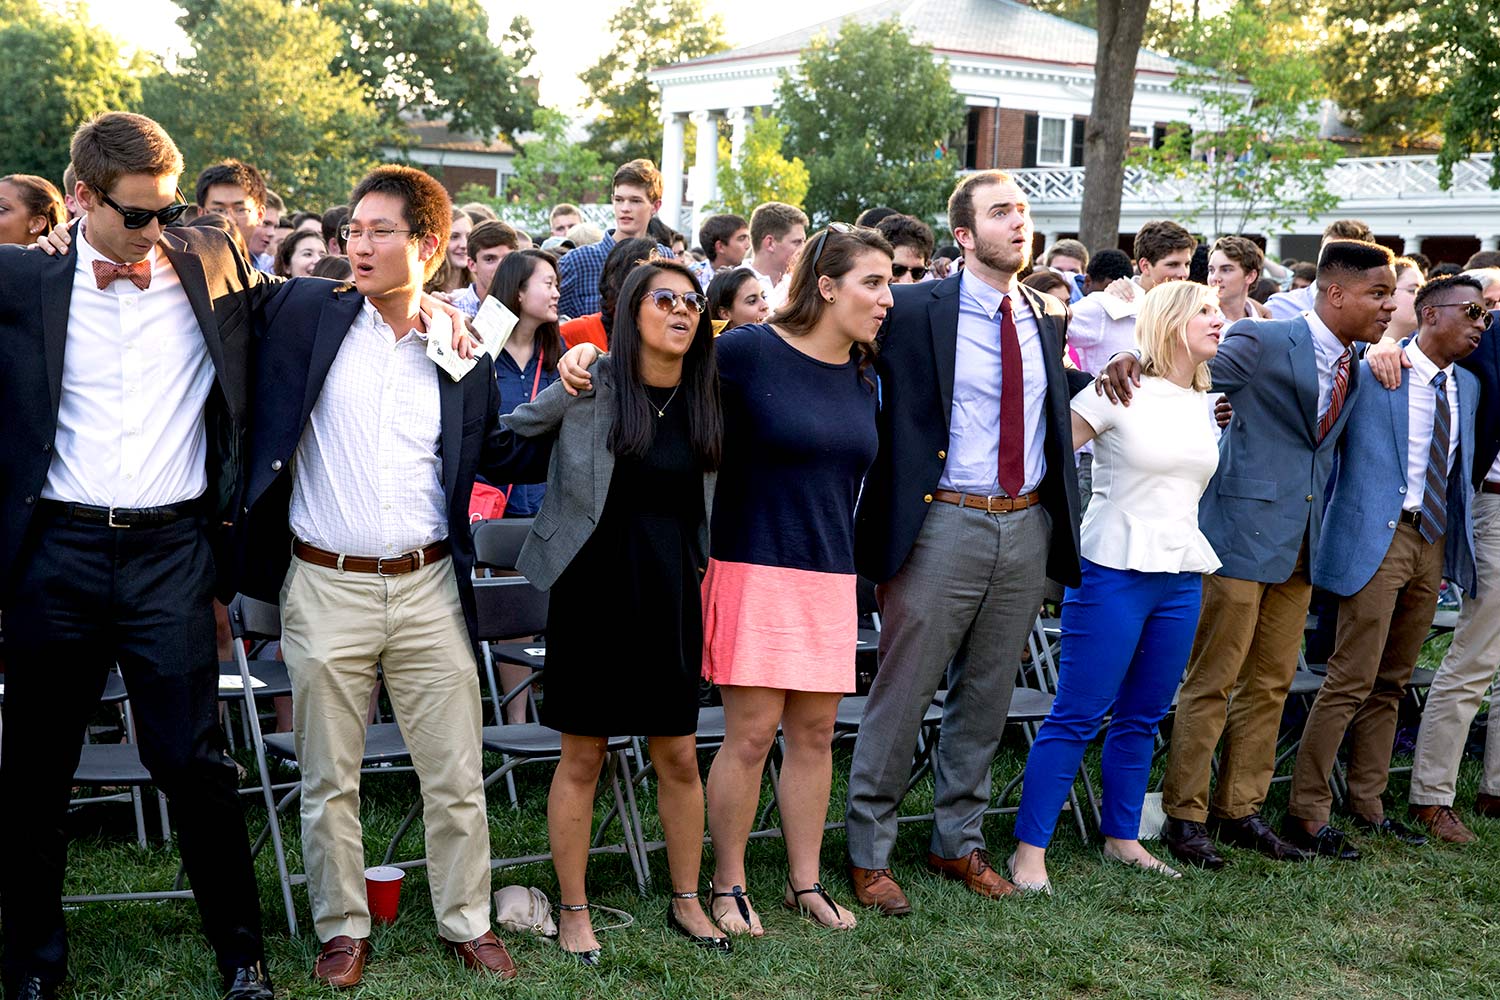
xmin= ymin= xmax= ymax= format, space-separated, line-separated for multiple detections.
xmin=365 ymin=865 xmax=405 ymax=924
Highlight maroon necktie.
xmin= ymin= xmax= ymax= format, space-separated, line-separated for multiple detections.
xmin=1318 ymin=348 xmax=1350 ymax=441
xmin=998 ymin=294 xmax=1025 ymax=497
xmin=93 ymin=258 xmax=152 ymax=291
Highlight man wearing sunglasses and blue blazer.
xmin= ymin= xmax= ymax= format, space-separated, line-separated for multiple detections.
xmin=0 ymin=113 xmax=281 ymax=1000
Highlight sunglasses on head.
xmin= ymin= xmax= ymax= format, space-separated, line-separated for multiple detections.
xmin=98 ymin=187 xmax=191 ymax=230
xmin=1428 ymin=301 xmax=1490 ymax=322
xmin=646 ymin=288 xmax=707 ymax=314
xmin=891 ymin=263 xmax=928 ymax=281
xmin=809 ymin=221 xmax=857 ymax=271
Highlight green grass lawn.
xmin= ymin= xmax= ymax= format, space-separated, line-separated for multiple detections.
xmin=53 ymin=687 xmax=1500 ymax=1000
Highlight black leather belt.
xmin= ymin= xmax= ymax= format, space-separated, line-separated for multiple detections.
xmin=1398 ymin=508 xmax=1423 ymax=528
xmin=36 ymin=498 xmax=203 ymax=528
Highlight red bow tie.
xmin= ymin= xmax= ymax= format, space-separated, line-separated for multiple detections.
xmin=93 ymin=258 xmax=152 ymax=291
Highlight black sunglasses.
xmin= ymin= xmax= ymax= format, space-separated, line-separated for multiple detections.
xmin=809 ymin=222 xmax=856 ymax=271
xmin=98 ymin=187 xmax=191 ymax=230
xmin=1427 ymin=300 xmax=1490 ymax=323
xmin=891 ymin=263 xmax=928 ymax=281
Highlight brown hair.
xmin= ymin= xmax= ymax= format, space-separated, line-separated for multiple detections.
xmin=946 ymin=170 xmax=1014 ymax=234
xmin=1323 ymin=218 xmax=1373 ymax=242
xmin=1022 ymin=269 xmax=1070 ymax=299
xmin=0 ymin=174 xmax=66 ymax=232
xmin=1133 ymin=220 xmax=1196 ymax=267
xmin=613 ymin=158 xmax=663 ymax=203
xmin=749 ymin=201 xmax=808 ymax=248
xmin=1210 ymin=235 xmax=1264 ymax=278
xmin=773 ymin=224 xmax=893 ymax=383
xmin=70 ymin=112 xmax=183 ymax=195
xmin=467 ymin=219 xmax=519 ymax=261
xmin=347 ymin=165 xmax=452 ymax=280
xmin=1042 ymin=238 xmax=1089 ymax=268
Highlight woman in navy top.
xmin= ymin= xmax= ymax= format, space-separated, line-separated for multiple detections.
xmin=487 ymin=249 xmax=563 ymax=517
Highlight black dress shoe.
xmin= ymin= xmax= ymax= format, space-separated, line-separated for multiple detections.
xmin=1281 ymin=819 xmax=1361 ymax=861
xmin=1209 ymin=813 xmax=1311 ymax=861
xmin=11 ymin=976 xmax=56 ymax=1000
xmin=1161 ymin=817 xmax=1227 ymax=870
xmin=1349 ymin=813 xmax=1428 ymax=846
xmin=222 ymin=961 xmax=274 ymax=1000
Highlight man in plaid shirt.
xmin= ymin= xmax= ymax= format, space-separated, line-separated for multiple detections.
xmin=557 ymin=158 xmax=672 ymax=318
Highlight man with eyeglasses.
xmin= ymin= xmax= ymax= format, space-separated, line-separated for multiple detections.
xmin=874 ymin=213 xmax=935 ymax=284
xmin=195 ymin=159 xmax=273 ymax=264
xmin=0 ymin=112 xmax=278 ymax=1000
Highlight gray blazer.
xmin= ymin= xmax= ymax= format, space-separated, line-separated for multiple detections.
xmin=501 ymin=356 xmax=716 ymax=591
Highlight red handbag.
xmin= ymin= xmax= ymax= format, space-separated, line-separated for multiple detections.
xmin=468 ymin=349 xmax=544 ymax=524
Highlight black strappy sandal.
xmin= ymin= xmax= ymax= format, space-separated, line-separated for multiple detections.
xmin=783 ymin=880 xmax=854 ymax=930
xmin=667 ymin=890 xmax=732 ymax=953
xmin=709 ymin=883 xmax=759 ymax=936
xmin=556 ymin=902 xmax=601 ymax=966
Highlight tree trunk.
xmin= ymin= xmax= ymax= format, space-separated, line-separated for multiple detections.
xmin=1078 ymin=0 xmax=1152 ymax=255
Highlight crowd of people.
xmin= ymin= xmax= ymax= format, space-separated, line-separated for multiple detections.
xmin=1 ymin=108 xmax=1499 ymax=1000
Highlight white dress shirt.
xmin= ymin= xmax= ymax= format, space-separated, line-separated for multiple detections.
xmin=1071 ymin=377 xmax=1221 ymax=574
xmin=1267 ymin=283 xmax=1316 ymax=321
xmin=1402 ymin=337 xmax=1460 ymax=513
xmin=1065 ymin=282 xmax=1143 ymax=375
xmin=42 ymin=225 xmax=214 ymax=508
xmin=938 ymin=269 xmax=1048 ymax=495
xmin=1301 ymin=309 xmax=1351 ymax=421
xmin=289 ymin=300 xmax=447 ymax=556
xmin=749 ymin=263 xmax=792 ymax=311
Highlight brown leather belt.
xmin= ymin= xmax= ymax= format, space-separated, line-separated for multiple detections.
xmin=1483 ymin=481 xmax=1500 ymax=495
xmin=931 ymin=489 xmax=1042 ymax=514
xmin=293 ymin=538 xmax=450 ymax=575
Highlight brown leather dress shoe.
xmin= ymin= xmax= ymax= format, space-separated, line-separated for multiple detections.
xmin=314 ymin=936 xmax=370 ymax=988
xmin=849 ymin=866 xmax=913 ymax=916
xmin=924 ymin=848 xmax=1015 ymax=899
xmin=1410 ymin=804 xmax=1477 ymax=844
xmin=443 ymin=930 xmax=518 ymax=979
xmin=1476 ymin=793 xmax=1500 ymax=819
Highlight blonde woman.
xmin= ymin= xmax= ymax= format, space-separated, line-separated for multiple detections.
xmin=1009 ymin=281 xmax=1225 ymax=892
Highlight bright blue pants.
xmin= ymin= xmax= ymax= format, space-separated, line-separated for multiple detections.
xmin=1014 ymin=559 xmax=1202 ymax=846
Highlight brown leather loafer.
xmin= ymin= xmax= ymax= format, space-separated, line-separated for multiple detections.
xmin=314 ymin=935 xmax=370 ymax=988
xmin=1476 ymin=793 xmax=1500 ymax=819
xmin=924 ymin=848 xmax=1015 ymax=899
xmin=849 ymin=866 xmax=912 ymax=916
xmin=443 ymin=929 xmax=518 ymax=979
xmin=1410 ymin=804 xmax=1477 ymax=844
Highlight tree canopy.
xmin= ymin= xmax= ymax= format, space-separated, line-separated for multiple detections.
xmin=715 ymin=113 xmax=809 ymax=217
xmin=775 ymin=19 xmax=965 ymax=225
xmin=505 ymin=108 xmax=613 ymax=208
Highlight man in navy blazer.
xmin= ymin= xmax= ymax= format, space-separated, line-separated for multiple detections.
xmin=1286 ymin=275 xmax=1487 ymax=857
xmin=845 ymin=171 xmax=1091 ymax=914
xmin=237 ymin=167 xmax=543 ymax=988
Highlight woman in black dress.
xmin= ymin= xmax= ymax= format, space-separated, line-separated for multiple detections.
xmin=501 ymin=258 xmax=727 ymax=964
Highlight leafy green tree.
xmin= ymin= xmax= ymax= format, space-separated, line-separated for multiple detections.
xmin=1127 ymin=2 xmax=1342 ymax=237
xmin=147 ymin=0 xmax=389 ymax=209
xmin=1323 ymin=0 xmax=1500 ymax=187
xmin=579 ymin=0 xmax=729 ymax=162
xmin=715 ymin=113 xmax=809 ymax=217
xmin=175 ymin=0 xmax=538 ymax=140
xmin=775 ymin=19 xmax=965 ymax=224
xmin=0 ymin=0 xmax=144 ymax=184
xmin=505 ymin=108 xmax=613 ymax=208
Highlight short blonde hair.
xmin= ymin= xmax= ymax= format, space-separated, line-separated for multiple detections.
xmin=1137 ymin=280 xmax=1217 ymax=392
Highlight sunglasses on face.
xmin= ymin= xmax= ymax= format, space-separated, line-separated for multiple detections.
xmin=891 ymin=263 xmax=928 ymax=280
xmin=1428 ymin=301 xmax=1490 ymax=322
xmin=646 ymin=288 xmax=707 ymax=314
xmin=99 ymin=188 xmax=191 ymax=230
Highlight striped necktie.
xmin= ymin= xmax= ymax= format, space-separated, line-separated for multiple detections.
xmin=1318 ymin=348 xmax=1351 ymax=441
xmin=1419 ymin=370 xmax=1451 ymax=544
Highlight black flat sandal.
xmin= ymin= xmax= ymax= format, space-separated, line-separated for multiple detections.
xmin=709 ymin=883 xmax=758 ymax=936
xmin=667 ymin=891 xmax=732 ymax=953
xmin=783 ymin=880 xmax=854 ymax=930
xmin=556 ymin=902 xmax=601 ymax=966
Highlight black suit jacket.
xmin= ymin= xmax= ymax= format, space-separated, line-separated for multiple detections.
xmin=237 ymin=281 xmax=548 ymax=647
xmin=854 ymin=274 xmax=1091 ymax=586
xmin=1458 ymin=309 xmax=1500 ymax=490
xmin=0 ymin=225 xmax=276 ymax=603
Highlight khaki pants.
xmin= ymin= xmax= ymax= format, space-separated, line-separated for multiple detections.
xmin=1289 ymin=523 xmax=1443 ymax=824
xmin=1412 ymin=491 xmax=1500 ymax=805
xmin=280 ymin=555 xmax=491 ymax=943
xmin=1162 ymin=547 xmax=1312 ymax=823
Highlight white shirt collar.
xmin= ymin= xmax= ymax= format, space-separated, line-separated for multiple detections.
xmin=959 ymin=266 xmax=1015 ymax=319
xmin=1301 ymin=308 xmax=1347 ymax=360
xmin=1405 ymin=336 xmax=1454 ymax=384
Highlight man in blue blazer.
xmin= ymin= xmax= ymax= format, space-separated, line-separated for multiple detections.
xmin=1102 ymin=239 xmax=1399 ymax=868
xmin=1286 ymin=275 xmax=1488 ymax=857
xmin=237 ymin=167 xmax=544 ymax=988
xmin=845 ymin=171 xmax=1091 ymax=914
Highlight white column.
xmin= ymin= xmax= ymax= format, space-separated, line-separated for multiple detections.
xmin=727 ymin=107 xmax=749 ymax=167
xmin=1399 ymin=232 xmax=1423 ymax=256
xmin=1042 ymin=231 xmax=1060 ymax=249
xmin=1481 ymin=234 xmax=1500 ymax=252
xmin=1264 ymin=233 xmax=1282 ymax=261
xmin=689 ymin=109 xmax=719 ymax=238
xmin=659 ymin=112 xmax=686 ymax=235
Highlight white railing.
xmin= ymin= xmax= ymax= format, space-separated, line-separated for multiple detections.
xmin=1008 ymin=153 xmax=1498 ymax=205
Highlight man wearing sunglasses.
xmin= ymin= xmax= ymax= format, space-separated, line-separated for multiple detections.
xmin=1285 ymin=274 xmax=1487 ymax=857
xmin=874 ymin=214 xmax=935 ymax=285
xmin=0 ymin=112 xmax=279 ymax=1000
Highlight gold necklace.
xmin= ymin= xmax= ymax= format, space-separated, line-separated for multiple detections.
xmin=652 ymin=382 xmax=681 ymax=417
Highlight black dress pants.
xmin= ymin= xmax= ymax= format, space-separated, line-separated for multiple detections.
xmin=0 ymin=511 xmax=264 ymax=993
